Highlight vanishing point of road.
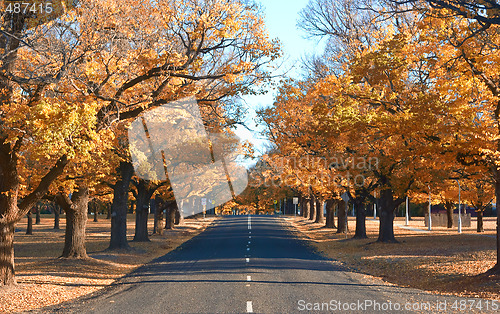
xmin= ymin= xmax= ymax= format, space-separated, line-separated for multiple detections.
xmin=44 ymin=216 xmax=497 ymax=313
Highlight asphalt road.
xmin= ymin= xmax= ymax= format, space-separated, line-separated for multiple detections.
xmin=45 ymin=216 xmax=498 ymax=313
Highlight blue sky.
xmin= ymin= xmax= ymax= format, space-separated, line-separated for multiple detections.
xmin=235 ymin=0 xmax=325 ymax=159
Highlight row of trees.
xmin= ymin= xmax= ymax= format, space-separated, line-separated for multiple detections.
xmin=259 ymin=0 xmax=499 ymax=275
xmin=0 ymin=0 xmax=280 ymax=286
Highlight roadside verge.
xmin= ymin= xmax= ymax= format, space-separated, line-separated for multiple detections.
xmin=283 ymin=216 xmax=499 ymax=300
xmin=0 ymin=216 xmax=216 ymax=313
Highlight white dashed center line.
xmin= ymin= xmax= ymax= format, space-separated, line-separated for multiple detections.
xmin=247 ymin=301 xmax=253 ymax=313
xmin=245 ymin=218 xmax=253 ymax=312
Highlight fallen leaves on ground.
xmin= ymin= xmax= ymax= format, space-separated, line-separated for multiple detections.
xmin=286 ymin=216 xmax=499 ymax=300
xmin=0 ymin=216 xmax=215 ymax=313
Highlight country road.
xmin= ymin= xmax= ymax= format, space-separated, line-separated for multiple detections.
xmin=44 ymin=216 xmax=498 ymax=313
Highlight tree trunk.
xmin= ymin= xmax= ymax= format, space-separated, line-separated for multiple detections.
xmin=325 ymin=199 xmax=336 ymax=228
xmin=108 ymin=161 xmax=134 ymax=250
xmin=106 ymin=203 xmax=111 ymax=219
xmin=309 ymin=196 xmax=316 ymax=221
xmin=92 ymin=201 xmax=98 ymax=222
xmin=156 ymin=210 xmax=165 ymax=235
xmin=376 ymin=189 xmax=399 ymax=243
xmin=353 ymin=203 xmax=367 ymax=239
xmin=174 ymin=208 xmax=181 ymax=225
xmin=175 ymin=200 xmax=185 ymax=225
xmin=132 ymin=185 xmax=150 ymax=242
xmin=152 ymin=198 xmax=158 ymax=234
xmin=315 ymin=198 xmax=324 ymax=223
xmin=35 ymin=207 xmax=41 ymax=225
xmin=477 ymin=210 xmax=484 ymax=233
xmin=26 ymin=210 xmax=33 ymax=235
xmin=153 ymin=197 xmax=164 ymax=235
xmin=0 ymin=222 xmax=16 ymax=286
xmin=58 ymin=185 xmax=89 ymax=258
xmin=336 ymin=200 xmax=347 ymax=233
xmin=133 ymin=204 xmax=150 ymax=242
xmin=301 ymin=196 xmax=309 ymax=218
xmin=54 ymin=204 xmax=60 ymax=230
xmin=133 ymin=180 xmax=159 ymax=242
xmin=444 ymin=201 xmax=454 ymax=228
xmin=165 ymin=202 xmax=176 ymax=230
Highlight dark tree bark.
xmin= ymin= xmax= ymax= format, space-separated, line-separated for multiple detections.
xmin=54 ymin=203 xmax=60 ymax=230
xmin=106 ymin=203 xmax=111 ymax=219
xmin=408 ymin=204 xmax=412 ymax=221
xmin=444 ymin=200 xmax=454 ymax=228
xmin=92 ymin=200 xmax=99 ymax=222
xmin=477 ymin=210 xmax=484 ymax=233
xmin=336 ymin=200 xmax=348 ymax=233
xmin=174 ymin=207 xmax=181 ymax=225
xmin=325 ymin=199 xmax=336 ymax=228
xmin=131 ymin=179 xmax=151 ymax=242
xmin=176 ymin=199 xmax=186 ymax=224
xmin=377 ymin=189 xmax=404 ymax=243
xmin=0 ymin=222 xmax=16 ymax=285
xmin=35 ymin=207 xmax=41 ymax=225
xmin=301 ymin=196 xmax=309 ymax=218
xmin=353 ymin=203 xmax=367 ymax=239
xmin=133 ymin=203 xmax=150 ymax=242
xmin=156 ymin=208 xmax=165 ymax=235
xmin=132 ymin=179 xmax=166 ymax=242
xmin=153 ymin=196 xmax=164 ymax=235
xmin=165 ymin=202 xmax=177 ymax=230
xmin=108 ymin=161 xmax=134 ymax=250
xmin=56 ymin=185 xmax=89 ymax=258
xmin=152 ymin=198 xmax=158 ymax=234
xmin=309 ymin=196 xmax=316 ymax=221
xmin=315 ymin=198 xmax=324 ymax=223
xmin=26 ymin=210 xmax=33 ymax=235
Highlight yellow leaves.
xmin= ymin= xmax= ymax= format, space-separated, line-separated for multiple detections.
xmin=265 ymin=10 xmax=494 ymax=196
xmin=137 ymin=49 xmax=160 ymax=69
xmin=0 ymin=0 xmax=281 ymax=200
xmin=25 ymin=99 xmax=103 ymax=162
